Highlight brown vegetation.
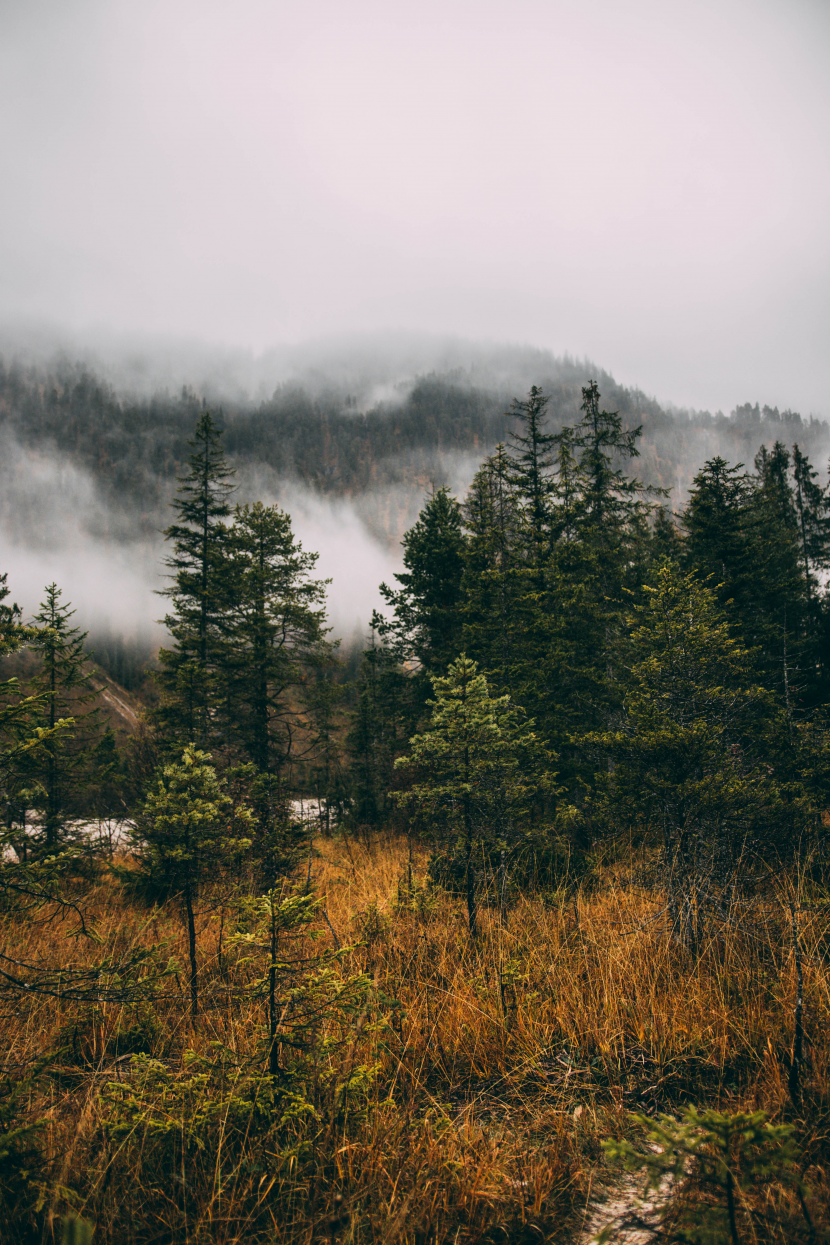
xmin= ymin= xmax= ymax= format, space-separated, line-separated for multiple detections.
xmin=4 ymin=833 xmax=830 ymax=1243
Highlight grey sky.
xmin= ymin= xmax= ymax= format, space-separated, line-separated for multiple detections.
xmin=1 ymin=0 xmax=828 ymax=414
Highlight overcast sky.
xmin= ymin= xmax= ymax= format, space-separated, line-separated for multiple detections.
xmin=1 ymin=0 xmax=829 ymax=414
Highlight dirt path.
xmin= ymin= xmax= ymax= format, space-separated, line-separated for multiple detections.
xmin=574 ymin=1162 xmax=673 ymax=1243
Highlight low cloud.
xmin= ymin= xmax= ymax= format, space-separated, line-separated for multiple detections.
xmin=0 ymin=433 xmax=406 ymax=657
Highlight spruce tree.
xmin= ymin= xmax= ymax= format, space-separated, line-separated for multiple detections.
xmin=791 ymin=444 xmax=830 ymax=705
xmin=26 ymin=584 xmax=102 ymax=851
xmin=394 ymin=655 xmax=550 ymax=937
xmin=129 ymin=746 xmax=253 ymax=1018
xmin=157 ymin=411 xmax=235 ymax=747
xmin=375 ymin=486 xmax=466 ymax=687
xmin=223 ymin=501 xmax=331 ymax=775
xmin=0 ymin=576 xmax=72 ymax=855
xmin=347 ymin=633 xmax=418 ymax=829
xmin=749 ymin=443 xmax=805 ymax=731
xmin=585 ymin=563 xmax=786 ymax=947
xmin=461 ymin=446 xmax=522 ymax=685
xmin=792 ymin=444 xmax=830 ymax=607
xmin=519 ymin=383 xmax=656 ymax=775
xmin=683 ymin=457 xmax=754 ymax=614
xmin=505 ymin=386 xmax=556 ymax=565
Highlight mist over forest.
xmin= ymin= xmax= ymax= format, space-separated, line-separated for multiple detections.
xmin=2 ymin=334 xmax=826 ymax=691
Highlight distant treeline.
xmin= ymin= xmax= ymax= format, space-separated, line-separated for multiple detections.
xmin=0 ymin=354 xmax=827 ymax=547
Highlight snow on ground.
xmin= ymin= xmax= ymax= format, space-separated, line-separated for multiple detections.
xmin=2 ymin=800 xmax=331 ymax=860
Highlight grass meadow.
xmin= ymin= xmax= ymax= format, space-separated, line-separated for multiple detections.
xmin=5 ymin=832 xmax=830 ymax=1244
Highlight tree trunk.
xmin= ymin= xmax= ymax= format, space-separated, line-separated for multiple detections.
xmin=268 ymin=897 xmax=279 ymax=1078
xmin=465 ymin=832 xmax=477 ymax=940
xmin=185 ymin=884 xmax=198 ymax=1020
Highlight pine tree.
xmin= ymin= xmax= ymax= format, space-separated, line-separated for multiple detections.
xmin=305 ymin=672 xmax=348 ymax=833
xmin=505 ymin=386 xmax=556 ymax=565
xmin=570 ymin=380 xmax=658 ymax=592
xmin=749 ymin=443 xmax=805 ymax=732
xmin=516 ymin=382 xmax=656 ymax=775
xmin=347 ymin=633 xmax=418 ymax=829
xmin=221 ymin=501 xmax=331 ymax=777
xmin=394 ymin=655 xmax=550 ymax=937
xmin=129 ymin=746 xmax=253 ymax=1018
xmin=461 ymin=446 xmax=522 ymax=685
xmin=585 ymin=563 xmax=787 ymax=947
xmin=157 ymin=412 xmax=235 ymax=747
xmin=375 ymin=487 xmax=466 ymax=686
xmin=0 ymin=576 xmax=73 ymax=855
xmin=26 ymin=584 xmax=102 ymax=851
xmin=792 ymin=444 xmax=830 ymax=607
xmin=683 ymin=457 xmax=754 ymax=614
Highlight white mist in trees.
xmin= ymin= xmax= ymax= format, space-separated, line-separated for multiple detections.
xmin=394 ymin=654 xmax=550 ymax=938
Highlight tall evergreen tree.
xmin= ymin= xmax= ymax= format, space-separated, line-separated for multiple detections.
xmin=347 ymin=632 xmax=418 ymax=828
xmin=0 ymin=576 xmax=72 ymax=852
xmin=791 ymin=443 xmax=830 ymax=706
xmin=374 ymin=486 xmax=466 ymax=684
xmin=157 ymin=412 xmax=235 ymax=747
xmin=749 ymin=443 xmax=805 ymax=731
xmin=222 ymin=501 xmax=331 ymax=776
xmin=683 ymin=457 xmax=754 ymax=611
xmin=520 ymin=383 xmax=656 ymax=771
xmin=27 ymin=584 xmax=102 ymax=850
xmin=462 ymin=446 xmax=522 ymax=684
xmin=792 ymin=444 xmax=830 ymax=607
xmin=570 ymin=379 xmax=657 ymax=587
xmin=585 ymin=563 xmax=788 ymax=947
xmin=506 ymin=386 xmax=556 ymax=565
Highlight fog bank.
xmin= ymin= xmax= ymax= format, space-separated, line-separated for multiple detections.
xmin=0 ymin=430 xmax=406 ymax=653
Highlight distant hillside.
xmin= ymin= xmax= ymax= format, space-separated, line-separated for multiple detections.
xmin=0 ymin=645 xmax=146 ymax=733
xmin=1 ymin=348 xmax=827 ymax=549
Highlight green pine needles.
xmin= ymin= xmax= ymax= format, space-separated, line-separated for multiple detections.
xmin=394 ymin=654 xmax=552 ymax=937
xmin=602 ymin=1107 xmax=808 ymax=1245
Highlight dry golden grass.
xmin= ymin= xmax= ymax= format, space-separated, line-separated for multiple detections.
xmin=3 ymin=832 xmax=830 ymax=1243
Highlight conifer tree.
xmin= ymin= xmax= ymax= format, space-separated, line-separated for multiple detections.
xmin=129 ymin=746 xmax=253 ymax=1018
xmin=394 ymin=655 xmax=550 ymax=937
xmin=585 ymin=563 xmax=787 ymax=947
xmin=347 ymin=633 xmax=418 ymax=828
xmin=685 ymin=450 xmax=809 ymax=724
xmin=683 ymin=457 xmax=754 ymax=613
xmin=505 ymin=386 xmax=556 ymax=565
xmin=570 ymin=379 xmax=657 ymax=589
xmin=26 ymin=584 xmax=102 ymax=850
xmin=0 ymin=576 xmax=73 ymax=855
xmin=749 ymin=443 xmax=805 ymax=730
xmin=157 ymin=411 xmax=235 ymax=747
xmin=375 ymin=487 xmax=466 ymax=685
xmin=223 ymin=501 xmax=331 ymax=775
xmin=792 ymin=444 xmax=830 ymax=606
xmin=461 ymin=446 xmax=522 ymax=684
xmin=516 ymin=383 xmax=655 ymax=773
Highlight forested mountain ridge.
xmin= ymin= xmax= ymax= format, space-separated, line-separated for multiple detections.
xmin=1 ymin=349 xmax=826 ymax=547
xmin=3 ymin=372 xmax=830 ymax=1242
